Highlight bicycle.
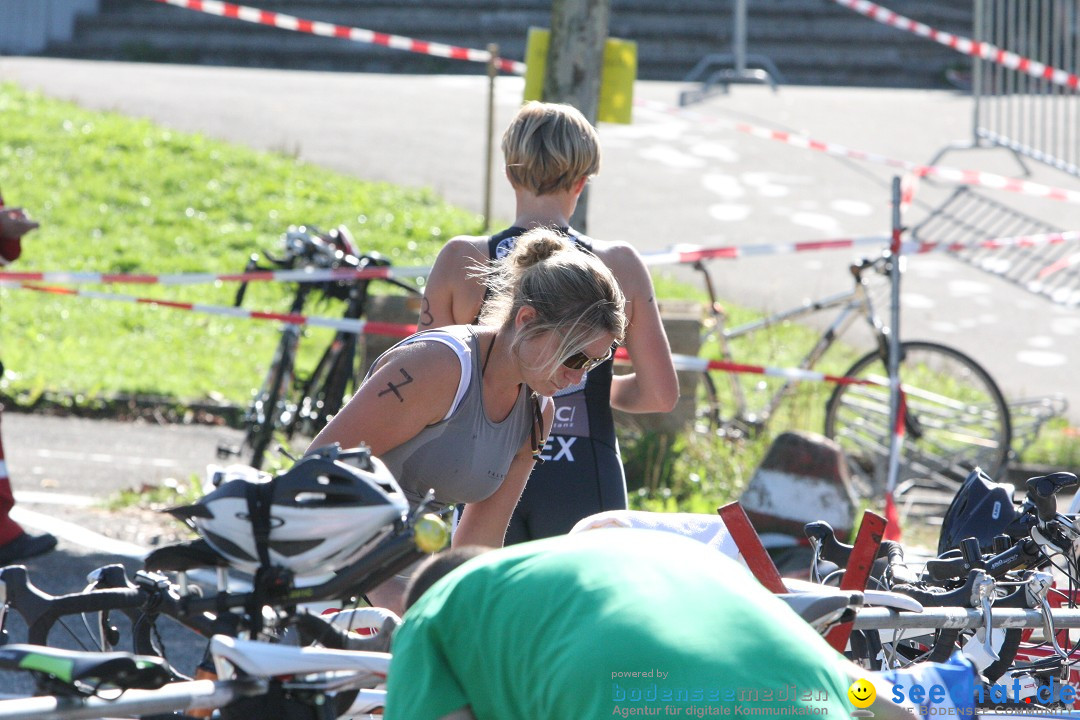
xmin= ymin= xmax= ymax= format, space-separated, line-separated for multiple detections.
xmin=691 ymin=249 xmax=1012 ymax=500
xmin=809 ymin=469 xmax=1080 ymax=710
xmin=218 ymin=225 xmax=422 ymax=469
xmin=0 ymin=445 xmax=449 ymax=680
xmin=0 ymin=635 xmax=391 ymax=719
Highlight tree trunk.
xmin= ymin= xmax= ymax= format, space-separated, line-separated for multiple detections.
xmin=543 ymin=0 xmax=610 ymax=234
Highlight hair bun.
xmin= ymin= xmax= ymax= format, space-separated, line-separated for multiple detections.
xmin=511 ymin=229 xmax=570 ymax=269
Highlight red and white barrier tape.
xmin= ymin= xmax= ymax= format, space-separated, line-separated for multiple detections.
xmin=0 ymin=265 xmax=430 ymax=286
xmin=906 ymin=230 xmax=1080 ymax=256
xmin=657 ymin=352 xmax=883 ymax=388
xmin=3 ymin=228 xmax=1077 ymax=289
xmin=732 ymin=122 xmax=1080 ymax=205
xmin=640 ymin=234 xmax=892 ymax=265
xmin=8 ymin=279 xmax=890 ymax=388
xmin=635 ymin=99 xmax=1080 ymax=205
xmin=642 ymin=229 xmax=1080 ymax=266
xmin=830 ymin=0 xmax=1080 ymax=91
xmin=149 ymin=0 xmax=526 ymax=75
xmin=1037 ymin=247 xmax=1080 ymax=280
xmin=899 ymin=172 xmax=919 ymax=217
xmin=8 ymin=282 xmax=417 ymax=337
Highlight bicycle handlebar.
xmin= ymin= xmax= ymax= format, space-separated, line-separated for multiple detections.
xmin=921 ymin=472 xmax=1079 ymax=583
xmin=0 ymin=501 xmax=448 ymax=656
xmin=1026 ymin=471 xmax=1079 ymax=522
xmin=0 ymin=565 xmax=147 ymax=646
xmin=234 ymin=225 xmax=420 ymax=307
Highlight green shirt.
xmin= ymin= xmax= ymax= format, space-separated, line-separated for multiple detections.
xmin=385 ymin=529 xmax=853 ymax=720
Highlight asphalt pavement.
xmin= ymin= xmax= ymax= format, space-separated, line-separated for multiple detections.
xmin=0 ymin=413 xmax=235 ymax=692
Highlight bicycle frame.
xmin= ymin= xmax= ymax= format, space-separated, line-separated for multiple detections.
xmin=0 ymin=505 xmax=442 ymax=664
xmin=0 ymin=637 xmax=390 ymax=720
xmin=224 ymin=226 xmax=423 ymax=467
xmin=288 ymin=261 xmax=420 ymax=440
xmin=0 ymin=677 xmax=266 ymax=719
xmin=696 ymin=255 xmax=888 ymax=430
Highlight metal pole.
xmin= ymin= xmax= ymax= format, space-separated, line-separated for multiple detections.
xmin=733 ymin=0 xmax=747 ymax=74
xmin=972 ymin=0 xmax=983 ymax=145
xmin=885 ymin=177 xmax=903 ymax=496
xmin=482 ymin=43 xmax=498 ymax=232
xmin=854 ymin=607 xmax=1080 ymax=631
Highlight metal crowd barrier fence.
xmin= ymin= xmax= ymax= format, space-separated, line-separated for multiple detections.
xmin=954 ymin=0 xmax=1080 ymax=177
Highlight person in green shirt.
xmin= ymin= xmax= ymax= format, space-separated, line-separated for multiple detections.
xmin=384 ymin=529 xmax=920 ymax=720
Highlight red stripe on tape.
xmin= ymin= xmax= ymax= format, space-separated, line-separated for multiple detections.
xmin=137 ymin=297 xmax=193 ymax=311
xmin=364 ymin=321 xmax=417 ymax=338
xmin=251 ymin=310 xmax=307 ymax=323
xmin=794 ymin=239 xmax=853 ymax=252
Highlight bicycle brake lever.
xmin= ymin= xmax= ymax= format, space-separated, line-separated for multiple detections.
xmin=808 ymin=536 xmax=823 ymax=584
xmin=1026 ymin=571 xmax=1070 ymax=661
xmin=970 ymin=572 xmax=999 ymax=662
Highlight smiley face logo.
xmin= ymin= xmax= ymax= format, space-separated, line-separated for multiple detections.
xmin=848 ymin=679 xmax=876 ymax=709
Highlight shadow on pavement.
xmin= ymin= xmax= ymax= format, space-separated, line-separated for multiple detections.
xmin=0 ymin=546 xmax=206 ymax=697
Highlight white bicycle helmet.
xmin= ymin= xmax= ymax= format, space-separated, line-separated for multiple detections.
xmin=170 ymin=445 xmax=408 ymax=576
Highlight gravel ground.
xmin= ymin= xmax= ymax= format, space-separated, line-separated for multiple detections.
xmin=29 ymin=500 xmax=196 ymax=551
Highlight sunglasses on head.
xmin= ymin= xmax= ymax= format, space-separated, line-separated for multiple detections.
xmin=561 ymin=343 xmax=615 ymax=372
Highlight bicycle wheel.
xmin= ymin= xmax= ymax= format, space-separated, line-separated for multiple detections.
xmin=289 ymin=333 xmax=359 ymax=440
xmin=870 ymin=626 xmax=1021 ymax=683
xmin=243 ymin=328 xmax=300 ymax=469
xmin=824 ymin=341 xmax=1012 ymax=498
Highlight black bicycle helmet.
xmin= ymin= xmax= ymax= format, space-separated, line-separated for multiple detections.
xmin=169 ymin=444 xmax=407 ymax=575
xmin=937 ymin=467 xmax=1019 ymax=555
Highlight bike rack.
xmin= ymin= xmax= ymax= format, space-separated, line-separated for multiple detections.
xmin=716 ymin=502 xmax=787 ymax=594
xmin=678 ymin=0 xmax=783 ymax=106
xmin=853 ymin=607 xmax=1080 ymax=631
xmin=824 ymin=511 xmax=887 ymax=652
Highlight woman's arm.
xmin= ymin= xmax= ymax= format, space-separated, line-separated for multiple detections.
xmin=307 ymin=341 xmax=458 ymax=456
xmin=419 ymin=236 xmax=488 ymax=330
xmin=602 ymin=244 xmax=680 ymax=414
xmin=452 ymin=398 xmax=553 ymax=547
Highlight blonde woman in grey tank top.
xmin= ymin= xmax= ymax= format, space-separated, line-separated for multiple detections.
xmin=309 ymin=228 xmax=626 ymax=560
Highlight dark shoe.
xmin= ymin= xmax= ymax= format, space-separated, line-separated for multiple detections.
xmin=0 ymin=532 xmax=57 ymax=565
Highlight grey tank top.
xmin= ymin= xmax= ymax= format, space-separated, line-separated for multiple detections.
xmin=371 ymin=326 xmax=534 ymax=509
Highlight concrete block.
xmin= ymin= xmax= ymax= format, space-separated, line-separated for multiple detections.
xmin=614 ymin=298 xmax=701 ymax=434
xmin=361 ymin=294 xmax=423 ymax=376
xmin=740 ymin=430 xmax=857 ymax=543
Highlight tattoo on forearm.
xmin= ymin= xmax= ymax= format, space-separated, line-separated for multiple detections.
xmin=378 ymin=368 xmax=415 ymax=402
xmin=648 ymin=295 xmax=655 ymax=304
xmin=419 ymin=297 xmax=434 ymax=327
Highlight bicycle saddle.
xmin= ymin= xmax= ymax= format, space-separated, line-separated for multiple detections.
xmin=144 ymin=537 xmax=232 ymax=573
xmin=0 ymin=644 xmax=173 ymax=693
xmin=783 ymin=577 xmax=923 ymax=613
xmin=777 ymin=592 xmax=861 ymax=634
xmin=210 ymin=635 xmax=390 ymax=681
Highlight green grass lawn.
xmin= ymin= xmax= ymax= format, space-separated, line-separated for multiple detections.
xmin=0 ymin=83 xmax=479 ymax=406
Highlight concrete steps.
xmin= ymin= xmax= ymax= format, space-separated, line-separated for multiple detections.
xmin=39 ymin=0 xmax=975 ymax=88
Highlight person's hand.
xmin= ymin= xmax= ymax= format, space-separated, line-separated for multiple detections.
xmin=0 ymin=208 xmax=39 ymax=240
